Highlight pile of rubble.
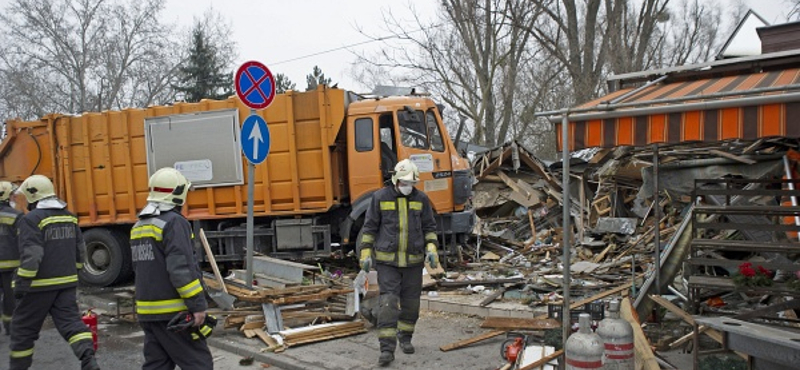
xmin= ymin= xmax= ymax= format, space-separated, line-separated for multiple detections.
xmin=436 ymin=138 xmax=800 ymax=369
xmin=199 ymin=230 xmax=365 ymax=353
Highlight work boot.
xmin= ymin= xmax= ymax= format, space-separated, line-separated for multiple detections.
xmin=399 ymin=340 xmax=415 ymax=354
xmin=80 ymin=350 xmax=100 ymax=370
xmin=378 ymin=351 xmax=394 ymax=366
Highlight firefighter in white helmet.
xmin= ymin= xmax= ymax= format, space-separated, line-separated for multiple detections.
xmin=131 ymin=167 xmax=213 ymax=370
xmin=358 ymin=159 xmax=439 ymax=366
xmin=0 ymin=181 xmax=22 ymax=334
xmin=10 ymin=175 xmax=98 ymax=370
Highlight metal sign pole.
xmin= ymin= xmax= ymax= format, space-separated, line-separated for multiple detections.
xmin=561 ymin=112 xmax=572 ymax=351
xmin=246 ymin=109 xmax=256 ymax=288
xmin=245 ymin=162 xmax=255 ymax=287
xmin=235 ymin=60 xmax=275 ymax=290
xmin=653 ymin=144 xmax=661 ymax=295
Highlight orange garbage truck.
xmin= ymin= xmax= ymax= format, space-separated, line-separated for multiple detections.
xmin=0 ymin=86 xmax=475 ymax=286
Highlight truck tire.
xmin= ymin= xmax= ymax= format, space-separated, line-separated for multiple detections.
xmin=79 ymin=228 xmax=133 ymax=287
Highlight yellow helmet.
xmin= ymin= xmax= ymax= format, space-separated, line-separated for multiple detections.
xmin=19 ymin=175 xmax=56 ymax=203
xmin=147 ymin=168 xmax=192 ymax=206
xmin=0 ymin=182 xmax=15 ymax=202
xmin=391 ymin=159 xmax=420 ymax=185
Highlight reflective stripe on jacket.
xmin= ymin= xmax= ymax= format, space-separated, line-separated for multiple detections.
xmin=132 ymin=209 xmax=206 ymax=322
xmin=15 ymin=206 xmax=84 ymax=292
xmin=360 ymin=186 xmax=438 ymax=267
xmin=0 ymin=204 xmax=22 ymax=272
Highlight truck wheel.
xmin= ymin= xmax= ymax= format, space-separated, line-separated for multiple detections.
xmin=79 ymin=228 xmax=133 ymax=287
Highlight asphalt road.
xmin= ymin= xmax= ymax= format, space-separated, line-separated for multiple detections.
xmin=0 ymin=315 xmax=282 ymax=370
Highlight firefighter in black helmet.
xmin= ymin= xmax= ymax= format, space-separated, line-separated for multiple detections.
xmin=0 ymin=181 xmax=22 ymax=335
xmin=358 ymin=159 xmax=440 ymax=366
xmin=10 ymin=175 xmax=98 ymax=370
xmin=131 ymin=167 xmax=213 ymax=370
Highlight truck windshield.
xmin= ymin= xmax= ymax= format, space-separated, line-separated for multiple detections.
xmin=398 ymin=109 xmax=428 ymax=149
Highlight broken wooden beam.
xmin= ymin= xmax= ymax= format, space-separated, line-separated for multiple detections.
xmin=480 ymin=317 xmax=560 ymax=330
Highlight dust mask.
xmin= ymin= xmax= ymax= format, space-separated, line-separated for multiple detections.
xmin=398 ymin=185 xmax=413 ymax=196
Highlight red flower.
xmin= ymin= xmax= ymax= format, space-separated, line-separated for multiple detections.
xmin=757 ymin=266 xmax=773 ymax=278
xmin=739 ymin=262 xmax=752 ymax=269
xmin=740 ymin=266 xmax=756 ymax=277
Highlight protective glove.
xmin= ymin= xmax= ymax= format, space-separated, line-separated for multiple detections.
xmin=359 ymin=248 xmax=373 ymax=272
xmin=425 ymin=243 xmax=439 ymax=269
xmin=191 ymin=315 xmax=217 ymax=341
xmin=167 ymin=311 xmax=195 ymax=332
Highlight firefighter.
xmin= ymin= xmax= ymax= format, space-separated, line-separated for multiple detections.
xmin=10 ymin=175 xmax=98 ymax=370
xmin=0 ymin=181 xmax=22 ymax=334
xmin=131 ymin=167 xmax=213 ymax=370
xmin=358 ymin=159 xmax=440 ymax=366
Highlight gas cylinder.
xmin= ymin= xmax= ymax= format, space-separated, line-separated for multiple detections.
xmin=82 ymin=309 xmax=98 ymax=351
xmin=565 ymin=313 xmax=604 ymax=370
xmin=596 ymin=300 xmax=634 ymax=370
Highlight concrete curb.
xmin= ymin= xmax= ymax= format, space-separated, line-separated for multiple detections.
xmin=207 ymin=335 xmax=311 ymax=370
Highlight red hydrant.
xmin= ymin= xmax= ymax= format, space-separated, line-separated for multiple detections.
xmin=82 ymin=308 xmax=98 ymax=351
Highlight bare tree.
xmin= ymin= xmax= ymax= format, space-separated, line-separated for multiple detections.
xmin=0 ymin=0 xmax=177 ymax=119
xmin=352 ymin=0 xmax=541 ymax=147
xmin=655 ymin=0 xmax=724 ymax=67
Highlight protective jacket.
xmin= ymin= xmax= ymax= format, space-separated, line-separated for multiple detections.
xmin=360 ymin=186 xmax=438 ymax=267
xmin=0 ymin=203 xmax=22 ymax=271
xmin=131 ymin=208 xmax=206 ymax=322
xmin=15 ymin=201 xmax=85 ymax=293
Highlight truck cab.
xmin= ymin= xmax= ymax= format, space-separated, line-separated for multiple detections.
xmin=343 ymin=93 xmax=474 ymax=250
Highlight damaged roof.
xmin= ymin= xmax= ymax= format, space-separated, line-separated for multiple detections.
xmin=548 ymin=49 xmax=800 ymax=151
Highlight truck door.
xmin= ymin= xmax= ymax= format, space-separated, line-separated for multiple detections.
xmin=396 ymin=107 xmax=453 ymax=212
xmin=347 ymin=115 xmax=383 ymax=202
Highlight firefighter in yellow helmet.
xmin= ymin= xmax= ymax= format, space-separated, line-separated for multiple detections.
xmin=10 ymin=175 xmax=98 ymax=370
xmin=358 ymin=159 xmax=439 ymax=366
xmin=0 ymin=181 xmax=22 ymax=334
xmin=131 ymin=167 xmax=213 ymax=370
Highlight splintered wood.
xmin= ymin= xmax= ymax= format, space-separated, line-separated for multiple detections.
xmin=209 ymin=272 xmax=365 ymax=353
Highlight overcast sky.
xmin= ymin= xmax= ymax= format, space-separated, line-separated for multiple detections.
xmin=162 ymin=0 xmax=792 ymax=91
xmin=161 ymin=0 xmax=438 ymax=92
xmin=0 ymin=0 xmax=793 ymax=92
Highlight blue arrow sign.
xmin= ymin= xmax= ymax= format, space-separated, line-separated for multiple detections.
xmin=241 ymin=115 xmax=270 ymax=164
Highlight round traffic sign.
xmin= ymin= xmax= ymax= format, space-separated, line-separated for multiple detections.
xmin=235 ymin=61 xmax=276 ymax=110
xmin=241 ymin=115 xmax=270 ymax=164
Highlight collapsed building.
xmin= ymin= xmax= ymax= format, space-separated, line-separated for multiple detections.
xmin=459 ymin=18 xmax=800 ymax=370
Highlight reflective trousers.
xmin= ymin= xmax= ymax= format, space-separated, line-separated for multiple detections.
xmin=9 ymin=288 xmax=93 ymax=370
xmin=140 ymin=320 xmax=213 ymax=370
xmin=0 ymin=270 xmax=15 ymax=333
xmin=375 ymin=264 xmax=422 ymax=353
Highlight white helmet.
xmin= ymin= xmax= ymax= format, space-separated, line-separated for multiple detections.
xmin=19 ymin=175 xmax=56 ymax=203
xmin=147 ymin=168 xmax=192 ymax=206
xmin=392 ymin=159 xmax=420 ymax=185
xmin=0 ymin=182 xmax=15 ymax=202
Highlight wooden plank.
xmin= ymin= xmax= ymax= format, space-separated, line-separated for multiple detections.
xmin=669 ymin=326 xmax=707 ymax=349
xmin=199 ymin=229 xmax=227 ymax=294
xmin=497 ymin=170 xmax=525 ymax=195
xmin=440 ymin=330 xmax=506 ymax=352
xmin=619 ymin=298 xmax=659 ymax=370
xmin=480 ymin=317 xmax=560 ymax=330
xmin=440 ymin=283 xmax=633 ymax=352
xmin=285 ymin=328 xmax=367 ymax=347
xmin=243 ymin=329 xmax=258 ymax=339
xmin=708 ymin=149 xmax=757 ymax=165
xmin=239 ymin=321 xmax=265 ymax=331
xmin=518 ymin=349 xmax=563 ymax=370
xmin=648 ymin=295 xmax=694 ymax=324
xmin=253 ymin=328 xmax=280 ymax=349
xmin=269 ymin=289 xmax=353 ymax=305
